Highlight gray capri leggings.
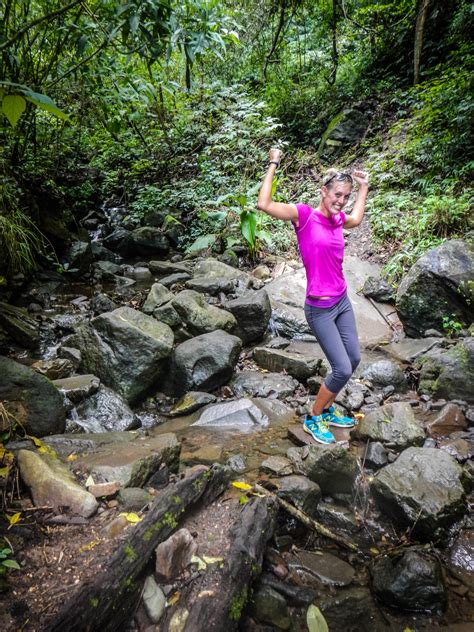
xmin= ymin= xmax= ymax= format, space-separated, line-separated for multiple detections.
xmin=304 ymin=293 xmax=361 ymax=393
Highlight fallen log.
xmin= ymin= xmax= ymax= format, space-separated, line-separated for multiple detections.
xmin=45 ymin=464 xmax=231 ymax=632
xmin=159 ymin=495 xmax=278 ymax=631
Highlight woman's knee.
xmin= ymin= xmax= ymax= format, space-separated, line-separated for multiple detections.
xmin=350 ymin=353 xmax=361 ymax=372
xmin=326 ymin=361 xmax=353 ymax=392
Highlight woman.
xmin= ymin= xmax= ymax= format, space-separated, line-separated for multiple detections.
xmin=257 ymin=148 xmax=369 ymax=444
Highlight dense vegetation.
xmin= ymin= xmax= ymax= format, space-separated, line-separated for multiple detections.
xmin=1 ymin=0 xmax=473 ymax=284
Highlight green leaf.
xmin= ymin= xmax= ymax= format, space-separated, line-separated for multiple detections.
xmin=240 ymin=210 xmax=257 ymax=247
xmin=2 ymin=558 xmax=21 ymax=570
xmin=24 ymin=91 xmax=69 ymax=121
xmin=2 ymin=94 xmax=26 ymax=128
xmin=307 ymin=605 xmax=329 ymax=632
xmin=185 ymin=234 xmax=216 ymax=253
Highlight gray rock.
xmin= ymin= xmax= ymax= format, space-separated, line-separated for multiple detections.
xmin=319 ymin=587 xmax=383 ymax=632
xmin=370 ymin=447 xmax=468 ymax=538
xmin=248 ymin=585 xmax=291 ymax=630
xmin=225 ymin=290 xmax=271 ymax=344
xmin=363 ymin=441 xmax=388 ymax=469
xmin=102 ymin=228 xmax=132 ymax=257
xmin=69 ymin=306 xmax=174 ymax=404
xmin=335 ymin=379 xmax=366 ymax=410
xmin=227 ymin=454 xmax=247 ymax=473
xmin=361 ymin=276 xmax=395 ymax=302
xmin=17 ymin=449 xmax=98 ymax=518
xmin=172 ymin=290 xmax=236 ymax=336
xmin=155 ymin=528 xmax=197 ymax=582
xmin=288 ymin=550 xmax=355 ymax=586
xmin=142 ymin=575 xmax=166 ymax=624
xmin=168 ymin=391 xmax=216 ymax=417
xmin=371 ymin=548 xmax=446 ymax=612
xmin=58 ymin=346 xmax=81 ymax=369
xmin=193 ymin=258 xmax=248 ymax=283
xmin=383 ymin=337 xmax=443 ymax=364
xmin=118 ymin=487 xmax=153 ymax=511
xmin=165 ymin=330 xmax=241 ymax=396
xmin=396 ymin=239 xmax=474 ymax=337
xmin=159 ymin=272 xmax=191 ymax=287
xmin=0 ymin=355 xmax=66 ymax=436
xmin=230 ymin=371 xmax=298 ymax=399
xmin=93 ymin=260 xmax=122 ymax=280
xmin=185 ymin=277 xmax=235 ymax=295
xmin=253 ymin=346 xmax=322 ymax=380
xmin=353 ymin=402 xmax=425 ymax=450
xmin=142 ymin=283 xmax=173 ymax=314
xmin=261 ymin=455 xmax=293 ymax=476
xmin=74 ymin=432 xmax=180 ymax=488
xmin=90 ymin=292 xmax=117 ymax=315
xmin=65 ymin=241 xmax=93 ymax=275
xmin=0 ymin=301 xmax=40 ymax=349
xmin=153 ymin=303 xmax=182 ymax=329
xmin=128 ymin=226 xmax=170 ymax=257
xmin=318 ymin=106 xmax=371 ymax=157
xmin=361 ymin=359 xmax=408 ymax=391
xmin=192 ymin=398 xmax=268 ymax=430
xmin=53 ymin=374 xmax=101 ymax=404
xmin=417 ymin=338 xmax=474 ymax=404
xmin=275 ymin=475 xmax=321 ymax=519
xmin=148 ymin=260 xmax=192 ymax=276
xmin=73 ymin=385 xmax=138 ymax=433
xmin=287 ymin=444 xmax=359 ymax=495
xmin=91 ymin=242 xmax=121 ymax=263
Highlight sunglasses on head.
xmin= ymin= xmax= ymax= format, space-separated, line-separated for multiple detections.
xmin=323 ymin=173 xmax=353 ymax=187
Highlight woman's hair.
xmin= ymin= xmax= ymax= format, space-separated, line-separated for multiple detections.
xmin=322 ymin=169 xmax=353 ymax=189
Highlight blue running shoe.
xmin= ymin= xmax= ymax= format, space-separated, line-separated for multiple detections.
xmin=303 ymin=415 xmax=335 ymax=444
xmin=323 ymin=406 xmax=355 ymax=428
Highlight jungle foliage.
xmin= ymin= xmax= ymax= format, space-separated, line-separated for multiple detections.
xmin=0 ymin=0 xmax=472 ymax=278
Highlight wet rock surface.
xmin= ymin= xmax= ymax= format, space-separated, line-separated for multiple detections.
xmin=354 ymin=401 xmax=425 ymax=450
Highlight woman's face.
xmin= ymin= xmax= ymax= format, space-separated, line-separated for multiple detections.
xmin=321 ymin=182 xmax=352 ymax=215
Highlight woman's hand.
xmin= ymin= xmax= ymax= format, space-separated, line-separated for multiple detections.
xmin=269 ymin=148 xmax=282 ymax=164
xmin=352 ymin=169 xmax=369 ymax=186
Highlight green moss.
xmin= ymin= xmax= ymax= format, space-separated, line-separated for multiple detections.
xmin=162 ymin=512 xmax=178 ymax=529
xmin=90 ymin=598 xmax=99 ymax=607
xmin=229 ymin=587 xmax=248 ymax=621
xmin=124 ymin=545 xmax=137 ymax=561
xmin=172 ymin=495 xmax=182 ymax=505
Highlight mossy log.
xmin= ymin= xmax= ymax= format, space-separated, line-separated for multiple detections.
xmin=45 ymin=464 xmax=231 ymax=632
xmin=160 ymin=495 xmax=278 ymax=631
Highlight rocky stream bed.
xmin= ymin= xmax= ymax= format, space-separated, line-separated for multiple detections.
xmin=0 ymin=209 xmax=473 ymax=631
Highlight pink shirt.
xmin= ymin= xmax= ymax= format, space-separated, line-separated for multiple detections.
xmin=293 ymin=203 xmax=347 ymax=308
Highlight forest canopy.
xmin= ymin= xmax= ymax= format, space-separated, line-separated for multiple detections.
xmin=0 ymin=0 xmax=472 ymax=280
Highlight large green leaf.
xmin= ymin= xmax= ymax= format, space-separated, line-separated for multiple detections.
xmin=307 ymin=605 xmax=329 ymax=632
xmin=240 ymin=210 xmax=257 ymax=247
xmin=2 ymin=94 xmax=26 ymax=128
xmin=24 ymin=91 xmax=69 ymax=121
xmin=186 ymin=233 xmax=216 ymax=253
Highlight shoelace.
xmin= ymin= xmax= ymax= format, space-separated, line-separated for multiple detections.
xmin=307 ymin=416 xmax=329 ymax=433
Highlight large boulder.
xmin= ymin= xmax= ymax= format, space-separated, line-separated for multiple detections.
xmin=396 ymin=239 xmax=474 ymax=337
xmin=360 ymin=360 xmax=408 ymax=392
xmin=225 ymin=289 xmax=271 ymax=344
xmin=230 ymin=371 xmax=299 ymax=399
xmin=68 ymin=306 xmax=174 ymax=404
xmin=164 ymin=330 xmax=242 ymax=396
xmin=192 ymin=399 xmax=268 ymax=430
xmin=318 ymin=106 xmax=372 ymax=158
xmin=142 ymin=283 xmax=173 ymax=315
xmin=253 ymin=346 xmax=322 ymax=380
xmin=73 ymin=385 xmax=138 ymax=433
xmin=353 ymin=402 xmax=425 ymax=451
xmin=370 ymin=447 xmax=468 ymax=539
xmin=416 ymin=338 xmax=474 ymax=404
xmin=64 ymin=240 xmax=93 ymax=276
xmin=172 ymin=290 xmax=236 ymax=335
xmin=0 ymin=356 xmax=66 ymax=436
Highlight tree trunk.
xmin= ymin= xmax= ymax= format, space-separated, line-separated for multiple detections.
xmin=414 ymin=0 xmax=432 ymax=85
xmin=45 ymin=464 xmax=231 ymax=632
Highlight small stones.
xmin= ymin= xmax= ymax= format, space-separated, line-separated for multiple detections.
xmin=155 ymin=528 xmax=198 ymax=582
xmin=88 ymin=481 xmax=120 ymax=498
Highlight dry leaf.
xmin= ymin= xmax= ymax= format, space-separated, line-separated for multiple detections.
xmin=80 ymin=540 xmax=100 ymax=553
xmin=231 ymin=481 xmax=252 ymax=491
xmin=7 ymin=512 xmax=21 ymax=527
xmin=167 ymin=591 xmax=181 ymax=606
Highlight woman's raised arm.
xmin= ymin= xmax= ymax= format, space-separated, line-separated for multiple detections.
xmin=257 ymin=149 xmax=298 ymax=222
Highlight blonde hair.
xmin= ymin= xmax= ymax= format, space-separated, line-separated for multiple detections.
xmin=321 ymin=169 xmax=353 ymax=189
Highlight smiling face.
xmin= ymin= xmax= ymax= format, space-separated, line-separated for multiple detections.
xmin=320 ymin=181 xmax=352 ymax=217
